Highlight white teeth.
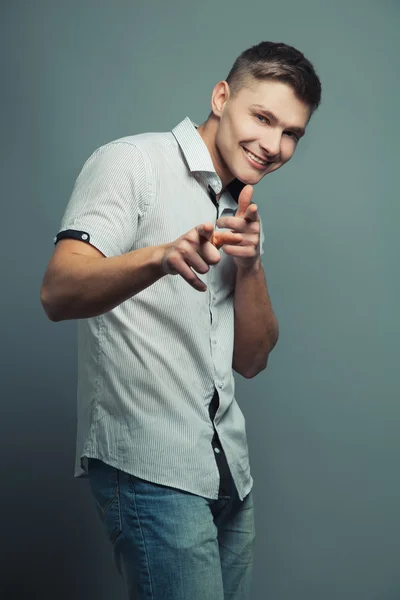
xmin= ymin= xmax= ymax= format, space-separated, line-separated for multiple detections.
xmin=244 ymin=148 xmax=267 ymax=166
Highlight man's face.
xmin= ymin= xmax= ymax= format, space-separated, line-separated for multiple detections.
xmin=213 ymin=78 xmax=311 ymax=186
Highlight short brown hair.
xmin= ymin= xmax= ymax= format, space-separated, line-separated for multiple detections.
xmin=226 ymin=41 xmax=322 ymax=112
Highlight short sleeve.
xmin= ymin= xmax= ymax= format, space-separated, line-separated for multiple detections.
xmin=55 ymin=142 xmax=150 ymax=257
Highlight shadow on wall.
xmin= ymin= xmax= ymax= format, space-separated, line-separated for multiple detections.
xmin=0 ymin=369 xmax=126 ymax=600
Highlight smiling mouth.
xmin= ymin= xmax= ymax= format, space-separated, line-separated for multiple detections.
xmin=243 ymin=147 xmax=269 ymax=168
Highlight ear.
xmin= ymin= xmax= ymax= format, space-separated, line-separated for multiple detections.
xmin=211 ymin=81 xmax=230 ymax=118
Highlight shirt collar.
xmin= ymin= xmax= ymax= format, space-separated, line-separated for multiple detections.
xmin=172 ymin=117 xmax=245 ymax=203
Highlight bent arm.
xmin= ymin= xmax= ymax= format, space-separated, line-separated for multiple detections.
xmin=40 ymin=239 xmax=166 ymax=321
xmin=232 ymin=260 xmax=279 ymax=378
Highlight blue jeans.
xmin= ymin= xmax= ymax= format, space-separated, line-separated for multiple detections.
xmin=87 ymin=458 xmax=255 ymax=600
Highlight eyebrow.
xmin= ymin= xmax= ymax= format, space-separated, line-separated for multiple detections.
xmin=250 ymin=104 xmax=306 ymax=138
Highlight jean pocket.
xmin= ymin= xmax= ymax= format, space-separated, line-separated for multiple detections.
xmin=87 ymin=458 xmax=122 ymax=544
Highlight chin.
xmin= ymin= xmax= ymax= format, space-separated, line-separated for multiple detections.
xmin=236 ymin=172 xmax=266 ymax=185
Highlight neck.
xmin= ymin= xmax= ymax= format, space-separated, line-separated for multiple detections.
xmin=197 ymin=115 xmax=234 ymax=189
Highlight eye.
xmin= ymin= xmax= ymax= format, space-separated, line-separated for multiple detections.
xmin=255 ymin=114 xmax=268 ymax=124
xmin=285 ymin=131 xmax=299 ymax=142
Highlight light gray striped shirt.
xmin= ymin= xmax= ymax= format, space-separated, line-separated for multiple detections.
xmin=56 ymin=117 xmax=264 ymax=501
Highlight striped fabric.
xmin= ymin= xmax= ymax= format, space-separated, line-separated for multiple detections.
xmin=56 ymin=117 xmax=264 ymax=501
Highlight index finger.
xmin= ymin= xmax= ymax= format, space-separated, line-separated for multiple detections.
xmin=212 ymin=231 xmax=243 ymax=249
xmin=243 ymin=203 xmax=259 ymax=222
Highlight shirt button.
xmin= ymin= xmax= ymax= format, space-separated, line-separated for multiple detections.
xmin=217 ymin=382 xmax=224 ymax=390
xmin=214 ymin=447 xmax=221 ymax=454
xmin=81 ymin=233 xmax=89 ymax=240
xmin=212 ymin=339 xmax=217 ymax=346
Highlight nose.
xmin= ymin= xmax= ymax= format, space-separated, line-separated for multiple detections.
xmin=259 ymin=132 xmax=281 ymax=160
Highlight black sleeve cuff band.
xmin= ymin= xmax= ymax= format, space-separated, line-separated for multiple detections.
xmin=54 ymin=229 xmax=91 ymax=245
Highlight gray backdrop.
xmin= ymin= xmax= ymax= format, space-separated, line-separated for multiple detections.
xmin=1 ymin=1 xmax=399 ymax=598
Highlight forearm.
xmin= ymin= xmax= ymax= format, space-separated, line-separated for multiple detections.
xmin=233 ymin=259 xmax=279 ymax=378
xmin=41 ymin=245 xmax=166 ymax=321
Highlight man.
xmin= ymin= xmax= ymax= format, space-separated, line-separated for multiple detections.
xmin=41 ymin=41 xmax=321 ymax=600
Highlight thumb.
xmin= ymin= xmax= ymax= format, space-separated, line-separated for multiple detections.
xmin=197 ymin=222 xmax=214 ymax=242
xmin=236 ymin=184 xmax=254 ymax=217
